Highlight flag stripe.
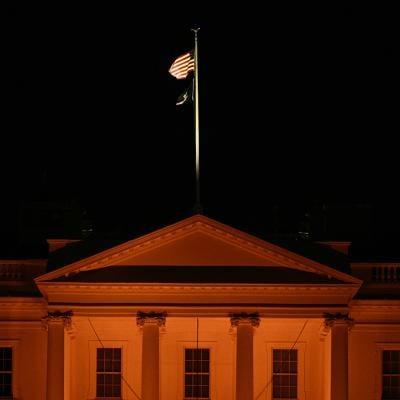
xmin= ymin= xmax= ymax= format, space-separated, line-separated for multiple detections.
xmin=168 ymin=51 xmax=194 ymax=80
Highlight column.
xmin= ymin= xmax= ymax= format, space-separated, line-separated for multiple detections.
xmin=137 ymin=312 xmax=166 ymax=400
xmin=324 ymin=313 xmax=353 ymax=400
xmin=43 ymin=310 xmax=72 ymax=400
xmin=231 ymin=313 xmax=260 ymax=400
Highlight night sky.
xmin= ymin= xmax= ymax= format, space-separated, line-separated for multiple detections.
xmin=2 ymin=5 xmax=398 ymax=256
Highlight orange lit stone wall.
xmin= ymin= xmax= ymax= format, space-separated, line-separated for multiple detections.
xmin=66 ymin=316 xmax=329 ymax=400
xmin=0 ymin=322 xmax=46 ymax=399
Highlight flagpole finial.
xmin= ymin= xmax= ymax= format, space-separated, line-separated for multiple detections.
xmin=191 ymin=27 xmax=200 ymax=35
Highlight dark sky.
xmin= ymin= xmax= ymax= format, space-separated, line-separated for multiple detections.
xmin=2 ymin=4 xmax=398 ymax=249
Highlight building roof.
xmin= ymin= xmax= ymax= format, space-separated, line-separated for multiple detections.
xmin=46 ymin=214 xmax=350 ymax=275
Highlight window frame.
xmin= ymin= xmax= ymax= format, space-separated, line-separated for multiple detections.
xmin=0 ymin=340 xmax=19 ymax=400
xmin=271 ymin=348 xmax=298 ymax=400
xmin=89 ymin=340 xmax=129 ymax=400
xmin=265 ymin=342 xmax=306 ymax=400
xmin=376 ymin=343 xmax=400 ymax=400
xmin=184 ymin=348 xmax=210 ymax=400
xmin=177 ymin=341 xmax=216 ymax=400
xmin=96 ymin=347 xmax=122 ymax=399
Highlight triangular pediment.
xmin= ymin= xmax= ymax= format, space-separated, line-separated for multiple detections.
xmin=36 ymin=215 xmax=360 ymax=284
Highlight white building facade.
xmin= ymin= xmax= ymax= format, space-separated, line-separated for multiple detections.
xmin=1 ymin=215 xmax=399 ymax=399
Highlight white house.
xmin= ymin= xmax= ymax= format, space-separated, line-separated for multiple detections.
xmin=1 ymin=214 xmax=399 ymax=399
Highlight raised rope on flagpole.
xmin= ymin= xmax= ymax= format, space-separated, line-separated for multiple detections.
xmin=191 ymin=27 xmax=202 ymax=213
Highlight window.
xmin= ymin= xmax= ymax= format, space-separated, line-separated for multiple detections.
xmin=272 ymin=349 xmax=297 ymax=400
xmin=184 ymin=348 xmax=210 ymax=399
xmin=96 ymin=348 xmax=122 ymax=398
xmin=0 ymin=347 xmax=12 ymax=398
xmin=382 ymin=350 xmax=400 ymax=400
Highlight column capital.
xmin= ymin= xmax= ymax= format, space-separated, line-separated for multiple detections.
xmin=322 ymin=313 xmax=353 ymax=333
xmin=230 ymin=312 xmax=260 ymax=328
xmin=43 ymin=310 xmax=73 ymax=329
xmin=136 ymin=311 xmax=167 ymax=327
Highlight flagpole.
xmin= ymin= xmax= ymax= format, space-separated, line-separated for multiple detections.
xmin=192 ymin=28 xmax=202 ymax=213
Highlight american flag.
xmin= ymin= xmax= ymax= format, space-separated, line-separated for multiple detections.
xmin=168 ymin=51 xmax=194 ymax=80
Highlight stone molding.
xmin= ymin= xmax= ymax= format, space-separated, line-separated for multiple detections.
xmin=42 ymin=310 xmax=73 ymax=330
xmin=321 ymin=312 xmax=354 ymax=335
xmin=230 ymin=312 xmax=260 ymax=328
xmin=136 ymin=311 xmax=167 ymax=327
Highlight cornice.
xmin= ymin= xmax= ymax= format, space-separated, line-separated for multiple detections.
xmin=350 ymin=300 xmax=400 ymax=323
xmin=350 ymin=300 xmax=400 ymax=310
xmin=37 ymin=282 xmax=358 ymax=307
xmin=0 ymin=297 xmax=47 ymax=320
xmin=38 ymin=282 xmax=358 ymax=293
xmin=44 ymin=305 xmax=350 ymax=319
xmin=350 ymin=324 xmax=400 ymax=333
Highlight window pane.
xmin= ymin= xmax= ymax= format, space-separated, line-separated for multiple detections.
xmin=273 ymin=349 xmax=281 ymax=361
xmin=105 ymin=385 xmax=113 ymax=397
xmin=273 ymin=361 xmax=282 ymax=373
xmin=113 ymin=361 xmax=121 ymax=372
xmin=201 ymin=385 xmax=209 ymax=397
xmin=193 ymin=386 xmax=200 ymax=397
xmin=104 ymin=348 xmax=112 ymax=359
xmin=383 ymin=350 xmax=391 ymax=362
xmin=273 ymin=375 xmax=280 ymax=386
xmin=281 ymin=387 xmax=290 ymax=398
xmin=113 ymin=348 xmax=121 ymax=360
xmin=185 ymin=360 xmax=193 ymax=373
xmin=105 ymin=361 xmax=113 ymax=372
xmin=96 ymin=384 xmax=104 ymax=397
xmin=272 ymin=385 xmax=281 ymax=398
xmin=3 ymin=360 xmax=11 ymax=371
xmin=281 ymin=361 xmax=289 ymax=373
xmin=113 ymin=383 xmax=121 ymax=397
xmin=97 ymin=348 xmax=105 ymax=359
xmin=281 ymin=375 xmax=290 ymax=386
xmin=185 ymin=374 xmax=192 ymax=385
xmin=289 ymin=360 xmax=297 ymax=373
